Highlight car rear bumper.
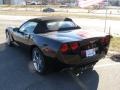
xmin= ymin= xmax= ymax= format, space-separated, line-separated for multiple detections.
xmin=58 ymin=53 xmax=106 ymax=65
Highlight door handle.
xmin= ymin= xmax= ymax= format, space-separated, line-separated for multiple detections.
xmin=24 ymin=34 xmax=30 ymax=39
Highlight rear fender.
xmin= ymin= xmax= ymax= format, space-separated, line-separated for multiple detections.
xmin=33 ymin=36 xmax=62 ymax=57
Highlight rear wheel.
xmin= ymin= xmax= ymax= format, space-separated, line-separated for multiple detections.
xmin=32 ymin=47 xmax=48 ymax=74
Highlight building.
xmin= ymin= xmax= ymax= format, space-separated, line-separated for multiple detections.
xmin=109 ymin=0 xmax=120 ymax=6
xmin=11 ymin=0 xmax=25 ymax=5
xmin=78 ymin=0 xmax=120 ymax=8
xmin=0 ymin=0 xmax=119 ymax=6
xmin=3 ymin=0 xmax=11 ymax=4
xmin=0 ymin=0 xmax=3 ymax=4
xmin=0 ymin=0 xmax=11 ymax=4
xmin=0 ymin=0 xmax=25 ymax=5
xmin=0 ymin=0 xmax=75 ymax=5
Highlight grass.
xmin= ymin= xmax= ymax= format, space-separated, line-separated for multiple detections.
xmin=109 ymin=37 xmax=120 ymax=52
xmin=0 ymin=10 xmax=120 ymax=21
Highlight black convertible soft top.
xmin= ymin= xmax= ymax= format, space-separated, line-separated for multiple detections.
xmin=29 ymin=17 xmax=73 ymax=22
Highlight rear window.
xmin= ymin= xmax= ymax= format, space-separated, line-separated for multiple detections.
xmin=46 ymin=21 xmax=78 ymax=31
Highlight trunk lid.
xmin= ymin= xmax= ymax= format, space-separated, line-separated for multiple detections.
xmin=39 ymin=29 xmax=108 ymax=43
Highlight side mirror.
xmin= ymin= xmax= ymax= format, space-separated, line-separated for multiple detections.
xmin=13 ymin=27 xmax=19 ymax=32
xmin=77 ymin=26 xmax=81 ymax=29
xmin=23 ymin=31 xmax=30 ymax=39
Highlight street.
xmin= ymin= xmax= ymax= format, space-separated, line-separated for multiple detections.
xmin=0 ymin=16 xmax=120 ymax=90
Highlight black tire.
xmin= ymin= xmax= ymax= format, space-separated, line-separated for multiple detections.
xmin=32 ymin=47 xmax=49 ymax=75
xmin=6 ymin=32 xmax=14 ymax=46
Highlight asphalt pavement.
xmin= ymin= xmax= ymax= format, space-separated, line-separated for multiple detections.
xmin=0 ymin=42 xmax=120 ymax=90
xmin=0 ymin=43 xmax=82 ymax=90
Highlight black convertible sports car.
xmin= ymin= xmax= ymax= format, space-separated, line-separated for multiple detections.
xmin=43 ymin=8 xmax=55 ymax=12
xmin=6 ymin=17 xmax=111 ymax=74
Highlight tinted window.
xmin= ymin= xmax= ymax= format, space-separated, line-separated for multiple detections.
xmin=19 ymin=22 xmax=38 ymax=33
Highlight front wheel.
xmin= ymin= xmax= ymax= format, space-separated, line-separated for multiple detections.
xmin=32 ymin=47 xmax=48 ymax=74
xmin=6 ymin=32 xmax=13 ymax=46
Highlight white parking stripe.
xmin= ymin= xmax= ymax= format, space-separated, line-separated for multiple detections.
xmin=69 ymin=63 xmax=120 ymax=89
xmin=95 ymin=63 xmax=120 ymax=68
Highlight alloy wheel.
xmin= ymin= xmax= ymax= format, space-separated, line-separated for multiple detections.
xmin=32 ymin=48 xmax=44 ymax=72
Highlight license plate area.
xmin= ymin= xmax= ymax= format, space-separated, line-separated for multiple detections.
xmin=86 ymin=48 xmax=96 ymax=57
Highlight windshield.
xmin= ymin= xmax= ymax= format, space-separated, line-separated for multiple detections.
xmin=46 ymin=21 xmax=79 ymax=31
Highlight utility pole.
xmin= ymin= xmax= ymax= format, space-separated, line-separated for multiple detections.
xmin=104 ymin=0 xmax=109 ymax=33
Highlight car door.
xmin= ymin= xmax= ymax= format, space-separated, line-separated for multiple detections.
xmin=13 ymin=21 xmax=38 ymax=45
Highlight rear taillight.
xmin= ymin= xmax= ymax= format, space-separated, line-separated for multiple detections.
xmin=105 ymin=36 xmax=110 ymax=44
xmin=70 ymin=42 xmax=79 ymax=50
xmin=100 ymin=38 xmax=105 ymax=44
xmin=60 ymin=44 xmax=68 ymax=53
xmin=100 ymin=36 xmax=110 ymax=45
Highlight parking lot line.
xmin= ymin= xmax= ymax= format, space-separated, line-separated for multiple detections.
xmin=68 ymin=62 xmax=120 ymax=90
xmin=95 ymin=63 xmax=120 ymax=68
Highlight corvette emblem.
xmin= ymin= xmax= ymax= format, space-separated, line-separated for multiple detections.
xmin=77 ymin=31 xmax=92 ymax=38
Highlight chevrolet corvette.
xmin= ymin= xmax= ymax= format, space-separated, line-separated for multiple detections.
xmin=6 ymin=17 xmax=111 ymax=74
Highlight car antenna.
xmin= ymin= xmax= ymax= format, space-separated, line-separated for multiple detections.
xmin=104 ymin=0 xmax=111 ymax=36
